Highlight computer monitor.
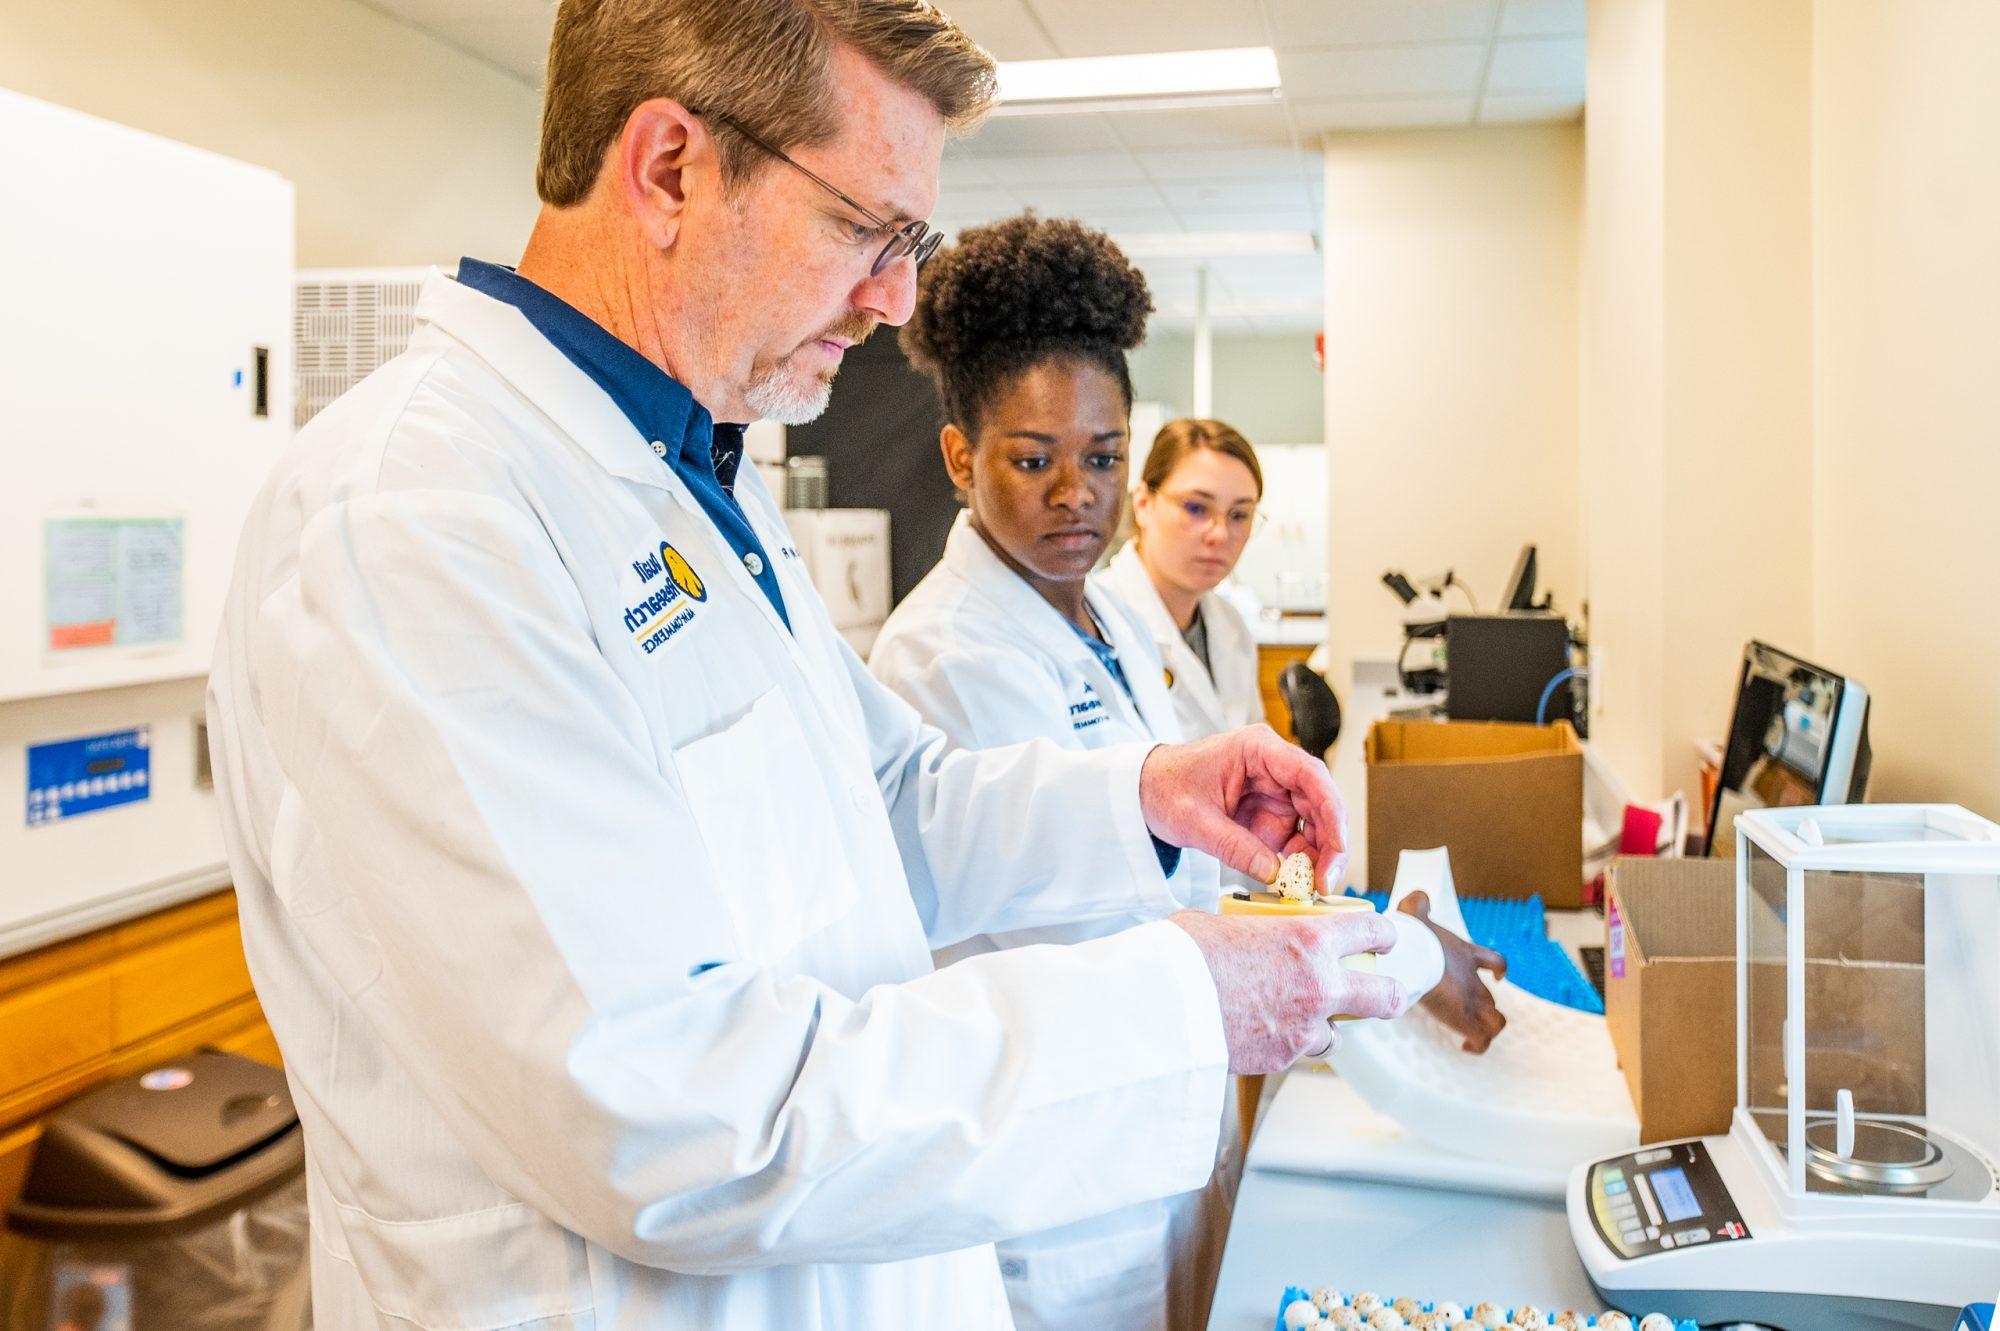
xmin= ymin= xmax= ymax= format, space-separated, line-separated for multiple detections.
xmin=1502 ymin=544 xmax=1539 ymax=611
xmin=1703 ymin=641 xmax=1872 ymax=857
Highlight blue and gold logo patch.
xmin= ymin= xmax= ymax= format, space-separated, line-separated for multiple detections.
xmin=624 ymin=539 xmax=707 ymax=655
xmin=661 ymin=542 xmax=706 ymax=602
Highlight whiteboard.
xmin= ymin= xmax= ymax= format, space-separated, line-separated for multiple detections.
xmin=0 ymin=89 xmax=293 ymax=956
xmin=0 ymin=87 xmax=294 ymax=703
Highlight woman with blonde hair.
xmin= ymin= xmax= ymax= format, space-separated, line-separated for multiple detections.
xmin=1106 ymin=418 xmax=1267 ymax=744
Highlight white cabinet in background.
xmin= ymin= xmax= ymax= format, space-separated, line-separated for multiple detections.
xmin=783 ymin=510 xmax=891 ymax=656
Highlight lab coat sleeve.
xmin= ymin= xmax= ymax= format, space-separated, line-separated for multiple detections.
xmin=1381 ymin=912 xmax=1445 ymax=1002
xmin=256 ymin=490 xmax=1228 ymax=1274
xmin=868 ymin=638 xmax=1213 ymax=930
xmin=844 ymin=640 xmax=1191 ymax=948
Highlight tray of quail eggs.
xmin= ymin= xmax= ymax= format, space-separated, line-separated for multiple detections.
xmin=1277 ymin=1289 xmax=1698 ymax=1331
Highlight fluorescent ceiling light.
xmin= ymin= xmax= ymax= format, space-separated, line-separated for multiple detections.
xmin=993 ymin=47 xmax=1280 ymax=117
xmin=1114 ymin=231 xmax=1318 ymax=259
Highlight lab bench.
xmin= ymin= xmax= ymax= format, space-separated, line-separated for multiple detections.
xmin=1208 ymin=1076 xmax=1608 ymax=1331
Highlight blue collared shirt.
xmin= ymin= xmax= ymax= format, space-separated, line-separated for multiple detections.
xmin=457 ymin=259 xmax=790 ymax=632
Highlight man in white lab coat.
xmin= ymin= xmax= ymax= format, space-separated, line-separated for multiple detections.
xmin=205 ymin=2 xmax=1406 ymax=1327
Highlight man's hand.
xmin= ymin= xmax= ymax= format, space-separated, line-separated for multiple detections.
xmin=1396 ymin=890 xmax=1508 ymax=1054
xmin=1168 ymin=907 xmax=1406 ymax=1074
xmin=1139 ymin=726 xmax=1348 ymax=891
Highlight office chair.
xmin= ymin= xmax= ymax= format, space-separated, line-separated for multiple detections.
xmin=1278 ymin=662 xmax=1342 ymax=764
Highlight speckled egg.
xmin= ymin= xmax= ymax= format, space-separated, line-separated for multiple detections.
xmin=1368 ymin=1309 xmax=1406 ymax=1331
xmin=1352 ymin=1294 xmax=1385 ymax=1317
xmin=1637 ymin=1315 xmax=1674 ymax=1331
xmin=1515 ymin=1305 xmax=1545 ymax=1329
xmin=1313 ymin=1288 xmax=1345 ymax=1314
xmin=1435 ymin=1304 xmax=1466 ymax=1323
xmin=1472 ymin=1305 xmax=1506 ymax=1329
xmin=1331 ymin=1309 xmax=1365 ymax=1331
xmin=1283 ymin=1298 xmax=1324 ymax=1330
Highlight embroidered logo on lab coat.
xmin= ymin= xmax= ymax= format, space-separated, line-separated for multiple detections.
xmin=624 ymin=540 xmax=707 ymax=655
xmin=1067 ymin=684 xmax=1108 ymax=732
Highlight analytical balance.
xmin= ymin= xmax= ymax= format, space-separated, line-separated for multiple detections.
xmin=1569 ymin=804 xmax=2000 ymax=1330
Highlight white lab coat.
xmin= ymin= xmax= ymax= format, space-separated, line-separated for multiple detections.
xmin=869 ymin=513 xmax=1232 ymax=1331
xmin=204 ymin=271 xmax=1230 ymax=1331
xmin=1105 ymin=543 xmax=1263 ymax=744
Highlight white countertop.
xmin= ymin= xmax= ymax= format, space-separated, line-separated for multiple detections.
xmin=1253 ymin=615 xmax=1328 ymax=648
xmin=1207 ymin=1141 xmax=1606 ymax=1330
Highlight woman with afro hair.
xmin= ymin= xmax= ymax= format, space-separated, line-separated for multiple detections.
xmin=866 ymin=213 xmax=1235 ymax=1331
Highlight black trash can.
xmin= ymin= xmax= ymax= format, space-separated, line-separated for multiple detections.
xmin=0 ymin=1050 xmax=310 ymax=1330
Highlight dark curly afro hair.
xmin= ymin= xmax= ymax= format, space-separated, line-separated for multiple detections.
xmin=899 ymin=212 xmax=1153 ymax=435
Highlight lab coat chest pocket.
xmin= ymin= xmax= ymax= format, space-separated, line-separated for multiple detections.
xmin=670 ymin=687 xmax=862 ymax=966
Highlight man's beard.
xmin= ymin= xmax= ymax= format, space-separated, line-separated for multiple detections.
xmin=744 ymin=314 xmax=877 ymax=426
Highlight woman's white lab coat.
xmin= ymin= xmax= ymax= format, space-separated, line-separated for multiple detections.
xmin=1106 ymin=542 xmax=1263 ymax=744
xmin=869 ymin=513 xmax=1234 ymax=1331
xmin=203 ymin=271 xmax=1230 ymax=1331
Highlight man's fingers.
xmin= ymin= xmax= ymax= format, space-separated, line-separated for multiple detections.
xmin=1206 ymin=818 xmax=1281 ymax=886
xmin=1246 ymin=732 xmax=1345 ymax=850
xmin=1324 ymin=970 xmax=1406 ymax=1023
xmin=1317 ymin=909 xmax=1399 ymax=959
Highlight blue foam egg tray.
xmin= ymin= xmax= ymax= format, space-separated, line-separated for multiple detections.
xmin=1344 ymin=891 xmax=1603 ymax=1016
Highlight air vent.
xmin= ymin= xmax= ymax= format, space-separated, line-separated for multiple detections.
xmin=293 ymin=269 xmax=431 ymax=428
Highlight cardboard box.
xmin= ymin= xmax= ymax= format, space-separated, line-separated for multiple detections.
xmin=1605 ymin=856 xmax=1926 ymax=1145
xmin=1605 ymin=857 xmax=1737 ymax=1143
xmin=1364 ymin=719 xmax=1584 ymax=903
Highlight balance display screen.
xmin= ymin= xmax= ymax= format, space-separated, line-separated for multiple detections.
xmin=1652 ymin=1167 xmax=1699 ymax=1222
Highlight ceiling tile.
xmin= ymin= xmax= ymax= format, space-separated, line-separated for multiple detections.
xmin=1483 ymin=36 xmax=1586 ymax=93
xmin=1074 ymin=211 xmax=1197 ymax=234
xmin=939 ymin=151 xmax=1000 ymax=189
xmin=1292 ymin=95 xmax=1475 ymax=132
xmin=1023 ymin=0 xmax=1263 ymax=56
xmin=960 ymin=113 xmax=1127 ymax=155
xmin=1159 ymin=178 xmax=1312 ymax=212
xmin=1476 ymin=92 xmax=1585 ymax=124
xmin=1278 ymin=43 xmax=1488 ymax=99
xmin=1264 ymin=0 xmax=1498 ymax=48
xmin=1497 ymin=0 xmax=1587 ymax=38
xmin=932 ymin=188 xmax=1024 ymax=223
xmin=1134 ymin=145 xmax=1316 ymax=182
xmin=972 ymin=151 xmax=1152 ymax=184
xmin=1171 ymin=202 xmax=1319 ymax=229
xmin=1011 ymin=181 xmax=1175 ymax=213
xmin=939 ymin=0 xmax=1060 ymax=59
xmin=1102 ymin=102 xmax=1297 ymax=150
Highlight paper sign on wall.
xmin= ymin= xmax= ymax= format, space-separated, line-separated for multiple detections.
xmin=45 ymin=516 xmax=184 ymax=651
xmin=26 ymin=727 xmax=151 ymax=827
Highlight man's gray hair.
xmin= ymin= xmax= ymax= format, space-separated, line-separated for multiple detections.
xmin=537 ymin=0 xmax=997 ymax=206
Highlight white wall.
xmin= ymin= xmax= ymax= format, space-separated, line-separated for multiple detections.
xmin=1581 ymin=0 xmax=1815 ymax=802
xmin=0 ymin=0 xmax=542 ymax=268
xmin=1321 ymin=124 xmax=1583 ymax=686
xmin=1811 ymin=1 xmax=2000 ymax=813
xmin=1129 ymin=331 xmax=1325 ymax=447
xmin=1582 ymin=0 xmax=2000 ymax=817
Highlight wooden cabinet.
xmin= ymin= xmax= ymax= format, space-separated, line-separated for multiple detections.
xmin=1257 ymin=643 xmax=1317 ymax=744
xmin=0 ymin=892 xmax=274 ymax=1211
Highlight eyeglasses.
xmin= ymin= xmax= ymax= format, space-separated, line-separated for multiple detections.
xmin=1155 ymin=488 xmax=1265 ymax=538
xmin=694 ymin=111 xmax=943 ymax=277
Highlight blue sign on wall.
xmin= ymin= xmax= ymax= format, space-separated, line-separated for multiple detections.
xmin=26 ymin=727 xmax=151 ymax=827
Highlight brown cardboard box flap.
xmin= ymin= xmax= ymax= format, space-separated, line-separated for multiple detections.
xmin=1365 ymin=719 xmax=1584 ymax=902
xmin=1366 ymin=719 xmax=1583 ymax=764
